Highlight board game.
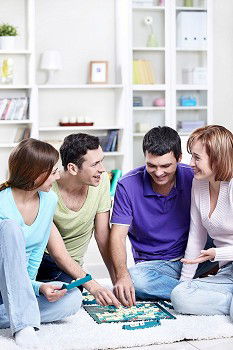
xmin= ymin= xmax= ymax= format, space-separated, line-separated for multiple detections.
xmin=83 ymin=301 xmax=175 ymax=324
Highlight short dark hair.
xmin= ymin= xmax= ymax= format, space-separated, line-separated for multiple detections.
xmin=143 ymin=126 xmax=182 ymax=161
xmin=60 ymin=133 xmax=100 ymax=170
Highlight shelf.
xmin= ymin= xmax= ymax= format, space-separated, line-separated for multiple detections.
xmin=38 ymin=84 xmax=123 ymax=89
xmin=104 ymin=152 xmax=124 ymax=157
xmin=0 ymin=85 xmax=32 ymax=89
xmin=133 ymin=84 xmax=165 ymax=91
xmin=133 ymin=106 xmax=165 ymax=111
xmin=0 ymin=50 xmax=32 ymax=55
xmin=0 ymin=120 xmax=33 ymax=124
xmin=133 ymin=47 xmax=165 ymax=51
xmin=133 ymin=6 xmax=165 ymax=11
xmin=176 ymin=106 xmax=207 ymax=110
xmin=176 ymin=48 xmax=207 ymax=52
xmin=176 ymin=85 xmax=208 ymax=91
xmin=176 ymin=7 xmax=207 ymax=11
xmin=0 ymin=143 xmax=18 ymax=148
xmin=133 ymin=133 xmax=145 ymax=137
xmin=39 ymin=126 xmax=123 ymax=132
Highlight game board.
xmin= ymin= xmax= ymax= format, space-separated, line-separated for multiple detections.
xmin=83 ymin=301 xmax=175 ymax=324
xmin=82 ymin=292 xmax=97 ymax=305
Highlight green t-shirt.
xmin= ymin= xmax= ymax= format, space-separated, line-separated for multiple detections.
xmin=52 ymin=172 xmax=111 ymax=266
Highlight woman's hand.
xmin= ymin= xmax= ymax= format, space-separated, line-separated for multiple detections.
xmin=39 ymin=283 xmax=67 ymax=302
xmin=181 ymin=248 xmax=216 ymax=264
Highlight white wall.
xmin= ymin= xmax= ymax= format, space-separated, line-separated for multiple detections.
xmin=213 ymin=0 xmax=233 ymax=131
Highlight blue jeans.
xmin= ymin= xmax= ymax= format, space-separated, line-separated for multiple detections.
xmin=129 ymin=260 xmax=182 ymax=300
xmin=37 ymin=253 xmax=79 ymax=282
xmin=0 ymin=219 xmax=82 ymax=335
xmin=171 ymin=263 xmax=233 ymax=320
xmin=129 ymin=236 xmax=217 ymax=300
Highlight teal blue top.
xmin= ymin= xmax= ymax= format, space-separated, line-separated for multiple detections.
xmin=0 ymin=187 xmax=57 ymax=296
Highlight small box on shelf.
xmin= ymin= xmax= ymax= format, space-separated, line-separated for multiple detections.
xmin=178 ymin=120 xmax=205 ymax=133
xmin=177 ymin=11 xmax=207 ymax=49
xmin=179 ymin=96 xmax=197 ymax=106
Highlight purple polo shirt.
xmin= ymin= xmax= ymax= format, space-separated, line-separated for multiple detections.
xmin=111 ymin=163 xmax=193 ymax=262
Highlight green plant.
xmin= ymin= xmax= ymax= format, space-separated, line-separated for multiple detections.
xmin=0 ymin=23 xmax=18 ymax=36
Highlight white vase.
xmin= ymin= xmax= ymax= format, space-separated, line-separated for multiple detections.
xmin=0 ymin=36 xmax=15 ymax=50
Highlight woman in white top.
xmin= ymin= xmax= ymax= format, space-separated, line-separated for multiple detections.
xmin=171 ymin=125 xmax=233 ymax=320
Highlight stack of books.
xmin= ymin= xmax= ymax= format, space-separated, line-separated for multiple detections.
xmin=99 ymin=130 xmax=119 ymax=152
xmin=133 ymin=60 xmax=155 ymax=84
xmin=0 ymin=97 xmax=29 ymax=121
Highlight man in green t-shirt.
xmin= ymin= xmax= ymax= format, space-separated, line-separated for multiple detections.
xmin=37 ymin=133 xmax=120 ymax=307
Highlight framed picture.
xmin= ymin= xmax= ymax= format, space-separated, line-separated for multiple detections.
xmin=89 ymin=61 xmax=108 ymax=84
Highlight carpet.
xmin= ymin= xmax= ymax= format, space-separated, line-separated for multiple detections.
xmin=1 ymin=308 xmax=233 ymax=350
xmin=1 ymin=278 xmax=233 ymax=349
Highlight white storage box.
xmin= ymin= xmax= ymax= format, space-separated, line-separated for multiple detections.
xmin=177 ymin=11 xmax=207 ymax=49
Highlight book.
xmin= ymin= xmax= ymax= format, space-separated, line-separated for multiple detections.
xmin=1 ymin=99 xmax=12 ymax=120
xmin=14 ymin=127 xmax=31 ymax=142
xmin=16 ymin=98 xmax=29 ymax=120
xmin=110 ymin=132 xmax=118 ymax=152
xmin=145 ymin=60 xmax=155 ymax=84
xmin=105 ymin=130 xmax=118 ymax=152
xmin=0 ymin=98 xmax=8 ymax=119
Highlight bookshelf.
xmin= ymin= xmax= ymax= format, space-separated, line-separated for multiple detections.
xmin=0 ymin=0 xmax=213 ymax=180
xmin=0 ymin=0 xmax=131 ymax=182
xmin=131 ymin=0 xmax=212 ymax=167
xmin=0 ymin=0 xmax=36 ymax=181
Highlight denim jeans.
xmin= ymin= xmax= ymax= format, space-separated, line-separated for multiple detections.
xmin=171 ymin=263 xmax=233 ymax=320
xmin=129 ymin=235 xmax=217 ymax=301
xmin=0 ymin=219 xmax=82 ymax=335
xmin=37 ymin=253 xmax=73 ymax=282
xmin=129 ymin=260 xmax=182 ymax=300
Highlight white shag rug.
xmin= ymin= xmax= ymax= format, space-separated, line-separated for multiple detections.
xmin=1 ymin=308 xmax=233 ymax=350
xmin=1 ymin=278 xmax=233 ymax=349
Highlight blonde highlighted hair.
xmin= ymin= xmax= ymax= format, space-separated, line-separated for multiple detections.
xmin=187 ymin=125 xmax=233 ymax=181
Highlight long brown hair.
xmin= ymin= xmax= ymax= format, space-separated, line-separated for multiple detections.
xmin=0 ymin=138 xmax=59 ymax=191
xmin=187 ymin=125 xmax=233 ymax=181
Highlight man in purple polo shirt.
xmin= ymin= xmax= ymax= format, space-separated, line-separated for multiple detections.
xmin=110 ymin=126 xmax=215 ymax=306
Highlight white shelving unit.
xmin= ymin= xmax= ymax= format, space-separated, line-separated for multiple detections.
xmin=35 ymin=0 xmax=131 ymax=175
xmin=0 ymin=0 xmax=212 ymax=180
xmin=0 ymin=0 xmax=36 ymax=181
xmin=131 ymin=0 xmax=212 ymax=167
xmin=0 ymin=0 xmax=131 ymax=182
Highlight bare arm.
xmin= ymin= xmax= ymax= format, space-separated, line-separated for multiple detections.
xmin=109 ymin=224 xmax=136 ymax=306
xmin=46 ymin=223 xmax=120 ymax=307
xmin=94 ymin=211 xmax=116 ymax=282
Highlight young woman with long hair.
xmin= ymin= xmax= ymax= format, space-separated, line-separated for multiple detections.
xmin=0 ymin=138 xmax=81 ymax=349
xmin=171 ymin=125 xmax=233 ymax=320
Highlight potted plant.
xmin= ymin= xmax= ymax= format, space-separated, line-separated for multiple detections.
xmin=0 ymin=23 xmax=18 ymax=50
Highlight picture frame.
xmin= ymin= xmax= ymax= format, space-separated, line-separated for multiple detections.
xmin=89 ymin=61 xmax=108 ymax=84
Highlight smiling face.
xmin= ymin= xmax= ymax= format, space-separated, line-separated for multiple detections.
xmin=145 ymin=151 xmax=181 ymax=188
xmin=36 ymin=163 xmax=60 ymax=192
xmin=75 ymin=146 xmax=106 ymax=187
xmin=190 ymin=140 xmax=214 ymax=181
